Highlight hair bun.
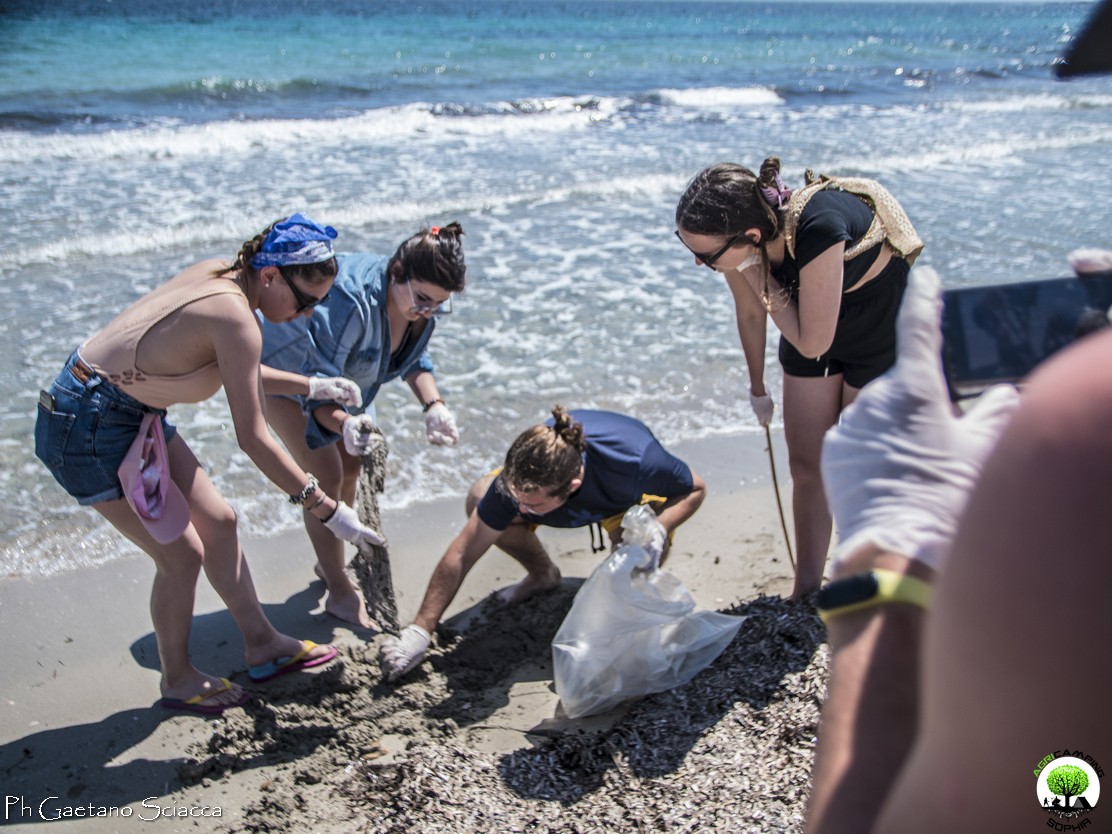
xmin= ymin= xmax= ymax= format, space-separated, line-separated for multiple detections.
xmin=433 ymin=221 xmax=464 ymax=240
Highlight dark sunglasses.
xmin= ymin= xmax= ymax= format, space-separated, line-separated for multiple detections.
xmin=278 ymin=269 xmax=329 ymax=313
xmin=674 ymin=229 xmax=748 ymax=269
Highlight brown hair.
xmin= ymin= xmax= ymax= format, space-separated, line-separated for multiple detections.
xmin=675 ymin=156 xmax=789 ymax=311
xmin=387 ymin=222 xmax=467 ymax=292
xmin=500 ymin=405 xmax=587 ymax=499
xmin=212 ymin=216 xmax=339 ymax=287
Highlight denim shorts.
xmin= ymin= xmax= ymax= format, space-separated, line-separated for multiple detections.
xmin=34 ymin=350 xmax=177 ymax=506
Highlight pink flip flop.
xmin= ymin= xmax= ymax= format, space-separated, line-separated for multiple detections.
xmin=248 ymin=641 xmax=339 ymax=682
xmin=159 ymin=677 xmax=250 ymax=715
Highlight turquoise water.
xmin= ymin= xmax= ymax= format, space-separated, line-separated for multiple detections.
xmin=1 ymin=0 xmax=1108 ymax=576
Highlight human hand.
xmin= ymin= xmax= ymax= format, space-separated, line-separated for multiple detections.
xmin=749 ymin=391 xmax=775 ymax=427
xmin=821 ymin=266 xmax=1021 ymax=571
xmin=342 ymin=414 xmax=378 ymax=456
xmin=638 ymin=518 xmax=668 ymax=571
xmin=308 ymin=376 xmax=363 ymax=408
xmin=379 ymin=624 xmax=431 ymax=682
xmin=1068 ymin=247 xmax=1112 ymax=275
xmin=322 ymin=501 xmax=388 ymax=548
xmin=620 ymin=504 xmax=668 ymax=571
xmin=424 ymin=402 xmax=459 ymax=446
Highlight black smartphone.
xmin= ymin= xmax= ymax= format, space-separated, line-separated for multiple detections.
xmin=941 ymin=270 xmax=1112 ymax=400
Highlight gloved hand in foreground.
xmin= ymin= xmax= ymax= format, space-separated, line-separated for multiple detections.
xmin=748 ymin=390 xmax=775 ymax=428
xmin=380 ymin=624 xmax=432 ymax=681
xmin=820 ymin=266 xmax=1021 ymax=571
xmin=308 ymin=376 xmax=363 ymax=408
xmin=1068 ymin=247 xmax=1112 ymax=275
xmin=342 ymin=414 xmax=379 ymax=456
xmin=424 ymin=402 xmax=459 ymax=446
xmin=322 ymin=501 xmax=387 ymax=548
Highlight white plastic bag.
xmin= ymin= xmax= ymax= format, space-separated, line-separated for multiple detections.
xmin=552 ymin=505 xmax=745 ymax=719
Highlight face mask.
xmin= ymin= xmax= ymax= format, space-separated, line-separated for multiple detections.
xmin=736 ymin=252 xmax=763 ymax=273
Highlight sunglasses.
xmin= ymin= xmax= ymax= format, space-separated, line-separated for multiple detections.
xmin=278 ymin=269 xmax=329 ymax=313
xmin=404 ymin=277 xmax=453 ymax=316
xmin=674 ymin=229 xmax=748 ymax=270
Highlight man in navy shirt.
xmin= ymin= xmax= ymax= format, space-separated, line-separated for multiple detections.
xmin=380 ymin=406 xmax=707 ymax=681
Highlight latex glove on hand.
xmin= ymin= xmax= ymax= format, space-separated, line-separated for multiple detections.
xmin=308 ymin=376 xmax=363 ymax=409
xmin=638 ymin=518 xmax=668 ymax=572
xmin=380 ymin=624 xmax=431 ymax=682
xmin=424 ymin=402 xmax=459 ymax=446
xmin=820 ymin=266 xmax=1021 ymax=572
xmin=620 ymin=504 xmax=668 ymax=571
xmin=322 ymin=501 xmax=387 ymax=548
xmin=749 ymin=391 xmax=775 ymax=428
xmin=1068 ymin=247 xmax=1112 ymax=275
xmin=342 ymin=414 xmax=378 ymax=456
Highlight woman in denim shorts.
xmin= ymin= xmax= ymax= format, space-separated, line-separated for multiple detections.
xmin=675 ymin=157 xmax=921 ymax=599
xmin=35 ymin=213 xmax=384 ymax=715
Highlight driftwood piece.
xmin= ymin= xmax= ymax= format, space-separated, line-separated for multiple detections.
xmin=352 ymin=423 xmax=399 ymax=633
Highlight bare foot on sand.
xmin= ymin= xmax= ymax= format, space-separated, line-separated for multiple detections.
xmin=495 ymin=568 xmax=561 ymax=605
xmin=326 ymin=588 xmax=380 ymax=630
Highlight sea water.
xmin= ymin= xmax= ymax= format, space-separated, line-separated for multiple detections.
xmin=1 ymin=0 xmax=1109 ymax=577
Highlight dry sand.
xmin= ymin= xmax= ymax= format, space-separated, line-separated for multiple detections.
xmin=0 ymin=432 xmax=828 ymax=833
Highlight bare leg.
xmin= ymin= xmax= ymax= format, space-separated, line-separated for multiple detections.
xmin=266 ymin=396 xmax=375 ymax=629
xmin=465 ymin=474 xmax=560 ymax=605
xmin=782 ymin=373 xmax=846 ymax=598
xmin=94 ymin=498 xmax=249 ymax=708
xmin=164 ymin=436 xmax=334 ymax=668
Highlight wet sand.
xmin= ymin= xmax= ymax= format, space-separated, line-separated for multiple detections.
xmin=0 ymin=431 xmax=827 ymax=833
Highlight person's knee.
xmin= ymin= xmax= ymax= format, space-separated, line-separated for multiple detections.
xmin=154 ymin=538 xmax=206 ymax=579
xmin=465 ymin=473 xmax=496 ymax=517
xmin=787 ymin=449 xmax=823 ymax=485
xmin=193 ymin=500 xmax=239 ymax=550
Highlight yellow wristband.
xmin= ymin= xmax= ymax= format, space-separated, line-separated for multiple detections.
xmin=816 ymin=568 xmax=932 ymax=623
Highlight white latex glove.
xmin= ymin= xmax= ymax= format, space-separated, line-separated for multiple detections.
xmin=424 ymin=402 xmax=459 ymax=446
xmin=820 ymin=266 xmax=1021 ymax=571
xmin=639 ymin=519 xmax=668 ymax=571
xmin=342 ymin=414 xmax=378 ymax=456
xmin=322 ymin=501 xmax=387 ymax=548
xmin=749 ymin=391 xmax=775 ymax=428
xmin=620 ymin=504 xmax=668 ymax=571
xmin=380 ymin=624 xmax=431 ymax=682
xmin=308 ymin=376 xmax=363 ymax=408
xmin=1068 ymin=247 xmax=1112 ymax=275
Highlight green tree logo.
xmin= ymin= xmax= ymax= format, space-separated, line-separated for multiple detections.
xmin=1047 ymin=764 xmax=1090 ymax=810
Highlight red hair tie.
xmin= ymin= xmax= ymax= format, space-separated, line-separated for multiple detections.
xmin=430 ymin=226 xmax=441 ymax=235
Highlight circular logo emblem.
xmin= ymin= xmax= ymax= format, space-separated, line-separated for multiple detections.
xmin=1036 ymin=752 xmax=1101 ymax=821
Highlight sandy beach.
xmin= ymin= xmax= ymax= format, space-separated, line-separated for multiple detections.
xmin=0 ymin=431 xmax=827 ymax=833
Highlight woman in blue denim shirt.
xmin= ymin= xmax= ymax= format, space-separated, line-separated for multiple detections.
xmin=261 ymin=223 xmax=467 ymax=628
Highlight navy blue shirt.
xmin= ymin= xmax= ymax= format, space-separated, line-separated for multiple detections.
xmin=774 ymin=189 xmax=881 ymax=299
xmin=476 ymin=410 xmax=694 ymax=531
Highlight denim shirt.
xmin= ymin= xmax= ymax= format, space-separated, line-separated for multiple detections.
xmin=260 ymin=252 xmax=436 ymax=449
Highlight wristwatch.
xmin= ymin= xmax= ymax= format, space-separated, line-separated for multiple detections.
xmin=816 ymin=569 xmax=932 ymax=623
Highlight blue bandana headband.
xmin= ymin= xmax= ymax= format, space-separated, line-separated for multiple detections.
xmin=250 ymin=212 xmax=338 ymax=268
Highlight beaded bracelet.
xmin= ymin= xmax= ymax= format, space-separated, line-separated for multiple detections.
xmin=289 ymin=474 xmax=319 ymax=506
xmin=422 ymin=398 xmax=445 ymax=413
